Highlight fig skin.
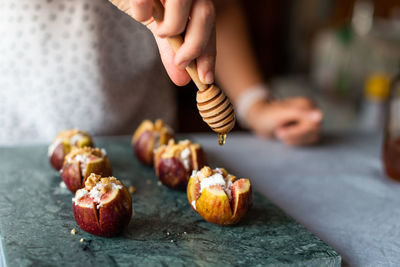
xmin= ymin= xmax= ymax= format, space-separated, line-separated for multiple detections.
xmin=61 ymin=149 xmax=112 ymax=193
xmin=154 ymin=141 xmax=207 ymax=190
xmin=132 ymin=119 xmax=174 ymax=166
xmin=134 ymin=130 xmax=156 ymax=166
xmin=73 ymin=179 xmax=132 ymax=237
xmin=187 ymin=167 xmax=252 ymax=226
xmin=156 ymin=157 xmax=188 ymax=190
xmin=62 ymin=162 xmax=82 ymax=192
xmin=50 ymin=142 xmax=67 ymax=171
xmin=48 ymin=129 xmax=94 ymax=171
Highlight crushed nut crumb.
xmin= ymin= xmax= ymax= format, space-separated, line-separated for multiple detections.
xmin=70 ymin=228 xmax=76 ymax=235
xmin=84 ymin=174 xmax=122 ymax=193
xmin=183 ymin=232 xmax=187 ymax=235
xmin=158 ymin=139 xmax=200 ymax=159
xmin=65 ymin=146 xmax=105 ymax=165
xmin=166 ymin=232 xmax=170 ymax=236
xmin=128 ymin=186 xmax=136 ymax=194
xmin=199 ymin=166 xmax=213 ymax=179
xmin=80 ymin=238 xmax=85 ymax=243
xmin=170 ymin=240 xmax=174 ymax=243
xmin=85 ymin=173 xmax=101 ymax=190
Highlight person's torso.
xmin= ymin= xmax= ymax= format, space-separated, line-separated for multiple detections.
xmin=0 ymin=0 xmax=175 ymax=144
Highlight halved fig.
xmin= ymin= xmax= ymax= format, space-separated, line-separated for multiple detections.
xmin=132 ymin=119 xmax=174 ymax=166
xmin=187 ymin=166 xmax=252 ymax=225
xmin=72 ymin=174 xmax=133 ymax=237
xmin=61 ymin=147 xmax=112 ymax=193
xmin=48 ymin=129 xmax=94 ymax=171
xmin=154 ymin=139 xmax=207 ymax=190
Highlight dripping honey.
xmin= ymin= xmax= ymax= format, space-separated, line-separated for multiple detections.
xmin=218 ymin=133 xmax=226 ymax=146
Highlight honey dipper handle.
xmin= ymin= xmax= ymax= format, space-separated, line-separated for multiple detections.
xmin=152 ymin=0 xmax=209 ymax=91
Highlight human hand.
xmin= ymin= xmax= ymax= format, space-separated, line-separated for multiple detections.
xmin=246 ymin=97 xmax=323 ymax=146
xmin=109 ymin=0 xmax=216 ymax=86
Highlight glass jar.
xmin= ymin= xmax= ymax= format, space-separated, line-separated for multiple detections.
xmin=383 ymin=67 xmax=400 ymax=181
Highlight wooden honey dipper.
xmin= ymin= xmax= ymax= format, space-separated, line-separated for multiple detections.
xmin=110 ymin=0 xmax=235 ymax=145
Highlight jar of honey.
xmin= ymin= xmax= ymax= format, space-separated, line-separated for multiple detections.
xmin=383 ymin=66 xmax=400 ymax=181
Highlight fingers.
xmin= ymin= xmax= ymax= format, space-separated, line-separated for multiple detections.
xmin=275 ymin=110 xmax=323 ymax=146
xmin=174 ymin=0 xmax=216 ymax=75
xmin=130 ymin=0 xmax=216 ymax=86
xmin=156 ymin=0 xmax=193 ymax=37
xmin=195 ymin=25 xmax=216 ymax=84
xmin=286 ymin=97 xmax=316 ymax=110
xmin=245 ymin=97 xmax=323 ymax=146
xmin=275 ymin=123 xmax=321 ymax=146
xmin=130 ymin=0 xmax=154 ymax=23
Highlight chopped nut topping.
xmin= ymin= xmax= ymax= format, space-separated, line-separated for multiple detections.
xmin=49 ymin=129 xmax=93 ymax=158
xmin=80 ymin=238 xmax=85 ymax=243
xmin=85 ymin=173 xmax=101 ymax=190
xmin=192 ymin=166 xmax=237 ymax=202
xmin=216 ymin=168 xmax=228 ymax=177
xmin=132 ymin=119 xmax=173 ymax=144
xmin=199 ymin=166 xmax=213 ymax=180
xmin=128 ymin=186 xmax=136 ymax=194
xmin=55 ymin=128 xmax=81 ymax=141
xmin=84 ymin=174 xmax=122 ymax=192
xmin=157 ymin=139 xmax=201 ymax=159
xmin=197 ymin=166 xmax=236 ymax=182
xmin=52 ymin=129 xmax=92 ymax=147
xmin=71 ymin=228 xmax=77 ymax=235
xmin=64 ymin=147 xmax=105 ymax=165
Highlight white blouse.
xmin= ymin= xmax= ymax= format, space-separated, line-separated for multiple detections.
xmin=0 ymin=0 xmax=175 ymax=144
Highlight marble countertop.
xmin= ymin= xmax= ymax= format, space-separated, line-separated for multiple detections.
xmin=188 ymin=131 xmax=397 ymax=267
xmin=1 ymin=130 xmax=394 ymax=266
xmin=0 ymin=134 xmax=341 ymax=267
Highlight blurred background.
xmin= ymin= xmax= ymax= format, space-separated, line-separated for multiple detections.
xmin=178 ymin=0 xmax=400 ymax=133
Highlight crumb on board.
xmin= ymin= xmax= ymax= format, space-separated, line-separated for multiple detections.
xmin=128 ymin=186 xmax=136 ymax=194
xmin=70 ymin=228 xmax=76 ymax=235
xmin=80 ymin=238 xmax=85 ymax=243
xmin=166 ymin=232 xmax=170 ymax=236
xmin=170 ymin=240 xmax=174 ymax=243
xmin=183 ymin=232 xmax=187 ymax=235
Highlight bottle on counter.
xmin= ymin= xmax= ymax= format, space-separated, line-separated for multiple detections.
xmin=383 ymin=65 xmax=400 ymax=181
xmin=359 ymin=73 xmax=390 ymax=131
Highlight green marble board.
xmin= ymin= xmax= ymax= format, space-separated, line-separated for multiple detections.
xmin=0 ymin=137 xmax=340 ymax=266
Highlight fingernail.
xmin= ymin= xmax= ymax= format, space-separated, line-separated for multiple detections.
xmin=203 ymin=72 xmax=214 ymax=84
xmin=178 ymin=61 xmax=190 ymax=70
xmin=309 ymin=111 xmax=322 ymax=122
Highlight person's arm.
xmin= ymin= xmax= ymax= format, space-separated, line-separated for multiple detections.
xmin=215 ymin=1 xmax=323 ymax=146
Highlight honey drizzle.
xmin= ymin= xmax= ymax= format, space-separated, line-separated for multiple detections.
xmin=218 ymin=133 xmax=227 ymax=146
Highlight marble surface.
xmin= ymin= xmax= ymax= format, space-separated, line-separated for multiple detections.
xmin=188 ymin=131 xmax=398 ymax=267
xmin=0 ymin=136 xmax=340 ymax=266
